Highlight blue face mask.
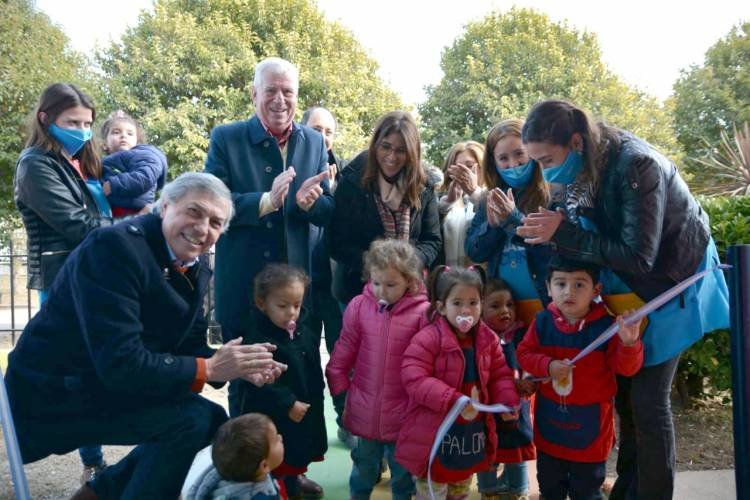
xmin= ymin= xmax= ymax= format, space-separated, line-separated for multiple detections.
xmin=542 ymin=150 xmax=584 ymax=185
xmin=48 ymin=123 xmax=93 ymax=157
xmin=496 ymin=161 xmax=535 ymax=188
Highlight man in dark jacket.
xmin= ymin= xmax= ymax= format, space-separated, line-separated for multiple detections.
xmin=5 ymin=173 xmax=285 ymax=500
xmin=204 ymin=58 xmax=333 ymax=499
xmin=301 ymin=106 xmax=355 ymax=449
xmin=203 ymin=57 xmax=333 ymax=345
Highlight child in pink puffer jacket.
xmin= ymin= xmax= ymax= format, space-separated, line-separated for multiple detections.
xmin=326 ymin=239 xmax=430 ymax=500
xmin=396 ymin=266 xmax=520 ymax=500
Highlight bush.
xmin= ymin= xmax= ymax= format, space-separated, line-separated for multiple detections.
xmin=677 ymin=195 xmax=750 ymax=404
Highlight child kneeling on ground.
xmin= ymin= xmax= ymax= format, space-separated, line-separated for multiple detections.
xmin=185 ymin=413 xmax=287 ymax=499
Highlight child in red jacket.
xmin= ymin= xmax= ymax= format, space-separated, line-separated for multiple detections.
xmin=517 ymin=258 xmax=643 ymax=500
xmin=396 ymin=266 xmax=520 ymax=500
xmin=326 ymin=239 xmax=430 ymax=500
xmin=477 ymin=278 xmax=537 ymax=500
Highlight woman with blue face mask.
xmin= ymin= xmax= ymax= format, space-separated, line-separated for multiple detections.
xmin=466 ymin=119 xmax=553 ymax=320
xmin=517 ymin=99 xmax=729 ymax=500
xmin=14 ymin=82 xmax=112 ymax=483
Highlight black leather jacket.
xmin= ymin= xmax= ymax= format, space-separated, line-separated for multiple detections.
xmin=553 ymin=132 xmax=709 ymax=301
xmin=14 ymin=147 xmax=111 ymax=290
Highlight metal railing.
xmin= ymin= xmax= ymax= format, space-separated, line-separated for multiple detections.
xmin=0 ymin=239 xmax=37 ymax=346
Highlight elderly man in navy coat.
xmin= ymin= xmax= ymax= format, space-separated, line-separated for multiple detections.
xmin=5 ymin=173 xmax=285 ymax=500
xmin=204 ymin=56 xmax=333 ymax=499
xmin=204 ymin=57 xmax=333 ymax=341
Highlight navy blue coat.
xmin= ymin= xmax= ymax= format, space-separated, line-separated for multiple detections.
xmin=103 ymin=144 xmax=168 ymax=209
xmin=5 ymin=214 xmax=215 ymax=424
xmin=204 ymin=116 xmax=333 ymax=335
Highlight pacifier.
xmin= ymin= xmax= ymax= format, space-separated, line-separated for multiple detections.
xmin=455 ymin=315 xmax=475 ymax=333
xmin=377 ymin=299 xmax=388 ymax=313
xmin=285 ymin=320 xmax=297 ymax=340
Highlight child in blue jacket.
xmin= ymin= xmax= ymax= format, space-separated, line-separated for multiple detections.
xmin=101 ymin=110 xmax=167 ymax=217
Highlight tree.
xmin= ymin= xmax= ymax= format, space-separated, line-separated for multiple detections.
xmin=0 ymin=0 xmax=90 ymax=228
xmin=419 ymin=8 xmax=679 ymax=166
xmin=672 ymin=22 xmax=750 ymax=176
xmin=97 ymin=0 xmax=403 ymax=177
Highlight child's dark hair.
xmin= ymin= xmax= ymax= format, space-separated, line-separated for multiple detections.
xmin=484 ymin=277 xmax=513 ymax=298
xmin=546 ymin=256 xmax=600 ymax=284
xmin=427 ymin=265 xmax=486 ymax=319
xmin=363 ymin=239 xmax=423 ymax=288
xmin=100 ymin=110 xmax=146 ymax=147
xmin=212 ymin=413 xmax=272 ymax=482
xmin=254 ymin=263 xmax=310 ymax=303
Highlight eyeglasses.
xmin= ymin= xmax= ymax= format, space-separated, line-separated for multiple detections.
xmin=378 ymin=142 xmax=407 ymax=157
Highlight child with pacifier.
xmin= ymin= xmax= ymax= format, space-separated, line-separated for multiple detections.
xmin=396 ymin=265 xmax=520 ymax=500
xmin=326 ymin=239 xmax=429 ymax=500
xmin=236 ymin=264 xmax=327 ymax=500
xmin=477 ymin=278 xmax=537 ymax=500
xmin=517 ymin=257 xmax=643 ymax=500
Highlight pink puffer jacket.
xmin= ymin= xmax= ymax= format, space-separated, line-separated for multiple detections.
xmin=395 ymin=316 xmax=520 ymax=478
xmin=326 ymin=283 xmax=430 ymax=441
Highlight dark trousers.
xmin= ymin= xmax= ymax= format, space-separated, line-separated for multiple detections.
xmin=16 ymin=394 xmax=227 ymax=499
xmin=536 ymin=450 xmax=605 ymax=500
xmin=310 ymin=286 xmax=346 ymax=425
xmin=611 ymin=355 xmax=680 ymax=500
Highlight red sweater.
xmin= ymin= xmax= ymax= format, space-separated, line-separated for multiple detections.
xmin=517 ymin=302 xmax=643 ymax=462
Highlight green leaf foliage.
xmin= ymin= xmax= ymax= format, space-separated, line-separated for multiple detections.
xmin=672 ymin=22 xmax=750 ymax=177
xmin=97 ymin=0 xmax=403 ymax=177
xmin=678 ymin=195 xmax=750 ymax=397
xmin=0 ymin=0 xmax=91 ymax=225
xmin=419 ymin=8 xmax=679 ymax=166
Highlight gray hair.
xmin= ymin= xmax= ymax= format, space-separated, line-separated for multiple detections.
xmin=158 ymin=172 xmax=235 ymax=229
xmin=301 ymin=106 xmax=337 ymax=130
xmin=253 ymin=57 xmax=299 ymax=90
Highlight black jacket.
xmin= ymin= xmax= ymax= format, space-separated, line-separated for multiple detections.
xmin=237 ymin=309 xmax=327 ymax=468
xmin=14 ymin=147 xmax=111 ymax=289
xmin=327 ymin=151 xmax=442 ymax=303
xmin=6 ymin=214 xmax=215 ymax=429
xmin=553 ymin=132 xmax=710 ymax=301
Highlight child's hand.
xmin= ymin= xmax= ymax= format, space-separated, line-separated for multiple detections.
xmin=515 ymin=378 xmax=538 ymax=397
xmin=500 ymin=410 xmax=519 ymax=421
xmin=549 ymin=359 xmax=573 ymax=382
xmin=288 ymin=401 xmax=310 ymax=423
xmin=617 ymin=312 xmax=642 ymax=347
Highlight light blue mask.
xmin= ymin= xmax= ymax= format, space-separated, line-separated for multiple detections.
xmin=497 ymin=161 xmax=535 ymax=189
xmin=48 ymin=123 xmax=93 ymax=157
xmin=542 ymin=150 xmax=583 ymax=185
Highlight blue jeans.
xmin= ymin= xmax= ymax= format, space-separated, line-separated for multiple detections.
xmin=39 ymin=290 xmax=105 ymax=469
xmin=350 ymin=438 xmax=413 ymax=500
xmin=536 ymin=451 xmax=605 ymax=500
xmin=611 ymin=355 xmax=681 ymax=500
xmin=477 ymin=461 xmax=529 ymax=493
xmin=15 ymin=393 xmax=227 ymax=499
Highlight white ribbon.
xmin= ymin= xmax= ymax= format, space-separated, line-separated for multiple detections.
xmin=426 ymin=395 xmax=514 ymax=499
xmin=530 ymin=264 xmax=729 ymax=381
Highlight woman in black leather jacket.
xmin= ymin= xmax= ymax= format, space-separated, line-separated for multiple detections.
xmin=15 ymin=83 xmax=111 ymax=298
xmin=516 ymin=100 xmax=729 ymax=500
xmin=328 ymin=111 xmax=441 ymax=304
xmin=13 ymin=83 xmax=111 ymax=481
